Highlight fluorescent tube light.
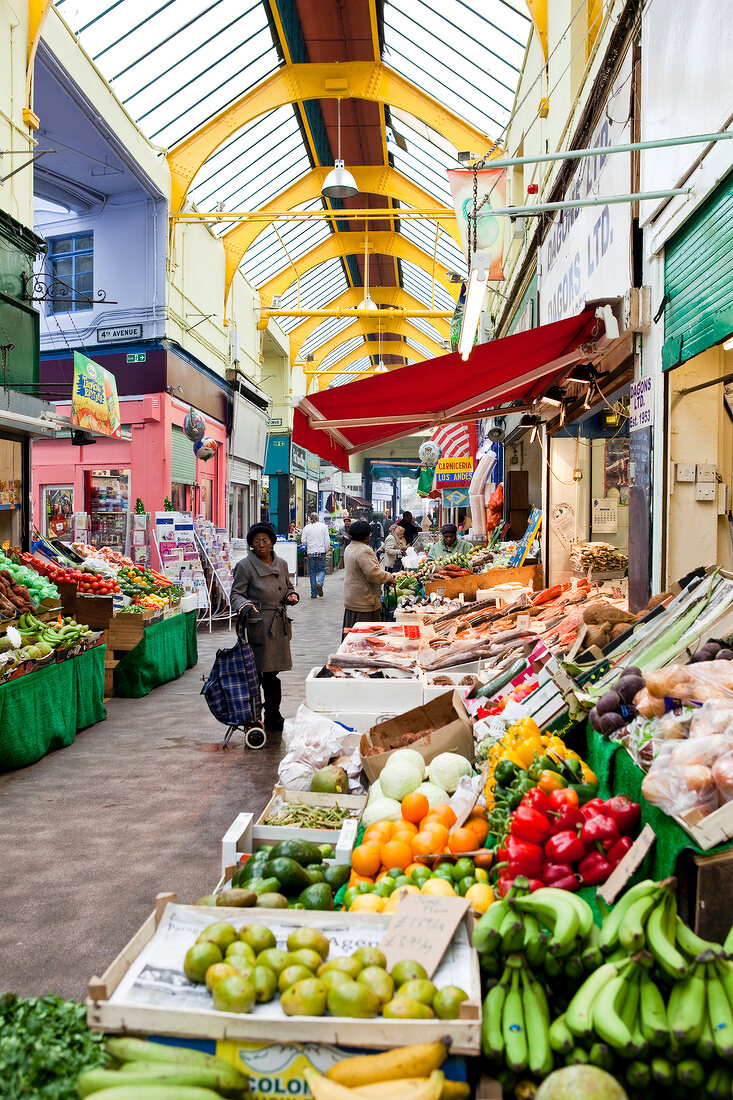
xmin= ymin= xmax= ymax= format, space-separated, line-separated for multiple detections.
xmin=458 ymin=251 xmax=492 ymax=361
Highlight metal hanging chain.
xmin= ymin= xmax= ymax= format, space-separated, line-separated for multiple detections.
xmin=471 ymin=164 xmax=478 ymax=258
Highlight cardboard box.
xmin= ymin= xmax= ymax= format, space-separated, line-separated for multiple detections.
xmin=360 ymin=690 xmax=474 ymax=783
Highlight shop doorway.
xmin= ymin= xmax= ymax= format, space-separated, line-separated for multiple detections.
xmin=42 ymin=485 xmax=74 ymax=538
xmin=200 ymin=477 xmax=212 ymax=520
xmin=0 ymin=432 xmax=27 ymax=548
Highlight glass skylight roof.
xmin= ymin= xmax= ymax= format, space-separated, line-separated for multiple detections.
xmin=53 ymin=0 xmax=531 ymax=380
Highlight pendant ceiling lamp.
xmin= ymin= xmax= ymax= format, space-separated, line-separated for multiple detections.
xmin=321 ymin=99 xmax=358 ymax=199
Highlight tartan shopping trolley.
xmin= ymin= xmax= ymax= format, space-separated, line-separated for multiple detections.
xmin=201 ymin=610 xmax=267 ymax=750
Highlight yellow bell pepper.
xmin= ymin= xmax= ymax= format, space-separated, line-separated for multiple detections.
xmin=508 ymin=716 xmax=542 ymax=740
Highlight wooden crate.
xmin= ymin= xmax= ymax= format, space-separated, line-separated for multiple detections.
xmin=256 ymin=786 xmax=367 ymax=829
xmin=221 ymin=811 xmax=358 ymax=874
xmin=107 ymin=614 xmax=145 ymax=650
xmin=87 ymin=894 xmax=481 ymax=1053
xmin=74 ymin=594 xmax=115 ymax=630
xmin=424 ymin=563 xmax=543 ymax=600
xmin=677 ymin=847 xmax=733 ymax=942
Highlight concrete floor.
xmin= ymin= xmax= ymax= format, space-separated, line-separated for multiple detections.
xmin=0 ymin=568 xmax=346 ymax=1000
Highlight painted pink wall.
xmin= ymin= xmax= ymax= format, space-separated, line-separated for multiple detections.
xmin=32 ymin=392 xmax=228 ymax=532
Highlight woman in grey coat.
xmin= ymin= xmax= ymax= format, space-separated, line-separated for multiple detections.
xmin=230 ymin=522 xmax=299 ymax=735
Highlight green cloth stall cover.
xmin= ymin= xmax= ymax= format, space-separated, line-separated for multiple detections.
xmin=0 ymin=644 xmax=107 ymax=770
xmin=114 ymin=611 xmax=198 ymax=698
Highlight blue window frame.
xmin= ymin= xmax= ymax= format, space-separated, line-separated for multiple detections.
xmin=49 ymin=233 xmax=94 ymax=313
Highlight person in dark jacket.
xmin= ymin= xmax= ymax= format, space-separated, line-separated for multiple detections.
xmin=342 ymin=519 xmax=395 ymax=636
xmin=397 ymin=510 xmax=421 ymax=546
xmin=230 ymin=522 xmax=299 ymax=736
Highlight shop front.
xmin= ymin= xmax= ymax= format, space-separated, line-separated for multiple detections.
xmin=263 ymin=434 xmax=321 ymax=535
xmin=661 ymin=169 xmax=733 ymax=583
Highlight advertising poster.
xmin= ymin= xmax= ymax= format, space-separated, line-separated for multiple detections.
xmin=71 ymin=351 xmax=121 ymax=438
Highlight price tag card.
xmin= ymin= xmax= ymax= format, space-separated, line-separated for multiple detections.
xmin=517 ymin=613 xmax=531 ymax=630
xmin=436 ymin=586 xmax=446 ymax=598
xmin=378 ymin=894 xmax=470 ymax=977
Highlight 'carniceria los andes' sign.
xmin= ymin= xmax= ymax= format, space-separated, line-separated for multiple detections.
xmin=539 ymin=50 xmax=633 ymax=326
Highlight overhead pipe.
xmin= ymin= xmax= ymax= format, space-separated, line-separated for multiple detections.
xmin=473 ymin=130 xmax=733 ymax=170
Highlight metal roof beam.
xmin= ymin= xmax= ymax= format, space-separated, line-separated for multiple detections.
xmin=289 ymin=287 xmax=449 ymax=353
xmin=310 ymin=339 xmax=421 ymax=375
xmin=168 ymin=60 xmax=490 ymax=210
xmin=301 ymin=319 xmax=442 ymax=365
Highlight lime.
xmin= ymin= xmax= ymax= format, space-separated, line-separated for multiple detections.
xmin=387 ymin=868 xmax=406 ymax=880
xmin=411 ymin=867 xmax=431 ymax=884
xmin=393 ymin=875 xmax=411 ymax=888
xmin=343 ymin=887 xmax=358 ymax=910
xmin=374 ymin=877 xmax=396 ymax=898
xmin=452 ymin=858 xmax=476 ymax=882
xmin=457 ymin=876 xmax=476 ymax=896
xmin=356 ymin=881 xmax=372 ymax=894
xmin=434 ymin=865 xmax=455 ymax=881
xmin=184 ymin=942 xmax=223 ymax=982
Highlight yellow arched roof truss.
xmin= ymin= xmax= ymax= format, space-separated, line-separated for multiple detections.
xmin=167 ymin=61 xmax=490 ymax=211
xmin=310 ymin=339 xmax=420 ymax=376
xmin=260 ymin=231 xmax=457 ymax=308
xmin=221 ymin=165 xmax=459 ymax=307
xmin=289 ymin=287 xmax=450 ymax=356
xmin=303 ymin=318 xmax=442 ymax=367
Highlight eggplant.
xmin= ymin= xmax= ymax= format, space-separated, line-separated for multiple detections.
xmin=716 ymin=649 xmax=733 ymax=661
xmin=588 ymin=706 xmax=603 ymax=732
xmin=618 ymin=674 xmax=645 ymax=703
xmin=598 ymin=711 xmax=626 ymax=735
xmin=596 ymin=689 xmax=621 ymax=716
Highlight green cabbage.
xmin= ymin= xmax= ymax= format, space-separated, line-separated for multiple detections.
xmin=383 ymin=748 xmax=426 ymax=779
xmin=362 ymin=797 xmax=402 ymax=828
xmin=380 ymin=761 xmax=423 ymax=801
xmin=415 ymin=781 xmax=450 ymax=807
xmin=427 ymin=753 xmax=473 ymax=794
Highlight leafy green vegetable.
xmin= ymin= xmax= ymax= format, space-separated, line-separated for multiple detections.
xmin=0 ymin=994 xmax=106 ymax=1099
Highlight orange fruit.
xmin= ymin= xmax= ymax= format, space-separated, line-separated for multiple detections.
xmin=391 ymin=827 xmax=418 ymax=848
xmin=396 ymin=819 xmax=419 ymax=837
xmin=363 ymin=823 xmax=393 ymax=846
xmin=348 ymin=871 xmax=374 ymax=888
xmin=447 ymin=827 xmax=479 ymax=854
xmin=349 ymin=894 xmax=385 ymax=913
xmin=424 ymin=805 xmax=457 ymax=829
xmin=380 ymin=840 xmax=413 ymax=871
xmin=464 ymin=817 xmax=490 ymax=845
xmin=351 ymin=843 xmax=382 ymax=878
xmin=401 ymin=792 xmax=429 ymax=824
xmin=412 ymin=829 xmax=442 ymax=859
xmin=421 ymin=822 xmax=449 ymax=850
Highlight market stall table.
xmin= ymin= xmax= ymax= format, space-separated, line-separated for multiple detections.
xmin=113 ymin=611 xmax=198 ymax=698
xmin=0 ymin=644 xmax=106 ymax=769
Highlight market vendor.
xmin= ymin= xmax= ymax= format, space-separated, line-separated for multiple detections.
xmin=342 ymin=519 xmax=396 ymax=635
xmin=427 ymin=523 xmax=473 ymax=561
xmin=231 ymin=522 xmax=299 ymax=738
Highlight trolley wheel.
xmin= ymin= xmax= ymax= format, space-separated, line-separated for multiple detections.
xmin=244 ymin=725 xmax=267 ymax=750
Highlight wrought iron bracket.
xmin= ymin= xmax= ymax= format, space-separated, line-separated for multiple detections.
xmin=22 ymin=272 xmax=117 ymax=306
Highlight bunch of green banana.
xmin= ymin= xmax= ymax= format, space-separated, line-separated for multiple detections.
xmin=482 ymin=954 xmax=554 ymax=1081
xmin=78 ymin=1036 xmax=252 ymax=1097
xmin=473 ymin=878 xmax=595 ymax=978
xmin=41 ymin=616 xmax=92 ymax=649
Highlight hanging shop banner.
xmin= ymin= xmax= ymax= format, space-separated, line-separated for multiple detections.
xmin=538 ymin=50 xmax=633 ymax=325
xmin=447 ymin=167 xmax=508 ymax=278
xmin=434 ymin=456 xmax=475 ymax=487
xmin=71 ymin=351 xmax=121 ymax=438
xmin=442 ymin=488 xmax=470 ymax=507
xmin=629 ymin=377 xmax=654 ymax=432
xmin=291 ymin=441 xmax=307 ymax=477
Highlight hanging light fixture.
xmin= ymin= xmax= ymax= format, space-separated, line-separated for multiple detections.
xmin=357 ymin=231 xmax=377 ymax=311
xmin=458 ymin=251 xmax=492 ymax=361
xmin=321 ymin=99 xmax=358 ymax=199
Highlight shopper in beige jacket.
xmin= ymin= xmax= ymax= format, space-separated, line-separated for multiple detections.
xmin=342 ymin=520 xmax=395 ymax=636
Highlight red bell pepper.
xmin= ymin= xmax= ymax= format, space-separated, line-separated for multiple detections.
xmin=503 ymin=836 xmax=545 ymax=877
xmin=548 ymin=788 xmax=580 ymax=812
xmin=510 ymin=806 xmax=552 ymax=845
xmin=548 ymin=805 xmax=584 ymax=837
xmin=580 ymin=797 xmax=608 ymax=821
xmin=521 ymin=788 xmax=553 ymax=817
xmin=544 ymin=829 xmax=587 ymax=865
xmin=580 ymin=814 xmax=620 ymax=851
xmin=542 ymin=862 xmax=580 ymax=891
xmin=606 ymin=836 xmax=633 ymax=866
xmin=578 ymin=851 xmax=613 ymax=885
xmin=603 ymin=795 xmax=641 ymax=837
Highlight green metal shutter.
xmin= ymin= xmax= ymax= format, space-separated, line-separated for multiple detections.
xmin=663 ymin=170 xmax=733 ymax=370
xmin=171 ymin=426 xmax=196 ymax=484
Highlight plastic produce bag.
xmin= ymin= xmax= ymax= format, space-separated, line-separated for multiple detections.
xmin=402 ymin=545 xmax=420 ymax=569
xmin=689 ymin=698 xmax=733 ymax=737
xmin=279 ymin=705 xmax=365 ymax=792
xmin=641 ymin=733 xmax=733 ymax=817
xmin=645 ymin=661 xmax=733 ymax=705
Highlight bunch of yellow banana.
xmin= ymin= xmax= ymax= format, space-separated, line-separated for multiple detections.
xmin=304 ymin=1042 xmax=470 ymax=1100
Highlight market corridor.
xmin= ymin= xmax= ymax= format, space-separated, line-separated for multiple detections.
xmin=0 ymin=572 xmax=346 ymax=1001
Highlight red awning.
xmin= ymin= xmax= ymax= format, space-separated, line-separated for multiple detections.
xmin=294 ymin=308 xmax=606 ymax=469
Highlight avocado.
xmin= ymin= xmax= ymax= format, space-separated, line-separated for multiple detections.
xmin=240 ymin=855 xmax=271 ymax=881
xmin=298 ymin=883 xmax=334 ymax=911
xmin=247 ymin=876 xmax=283 ymax=897
xmin=304 ymin=864 xmax=326 ymax=884
xmin=269 ymin=839 xmax=324 ymax=865
xmin=323 ymin=863 xmax=350 ymax=891
xmin=265 ymin=857 xmax=312 ymax=894
xmin=215 ymin=888 xmax=257 ymax=908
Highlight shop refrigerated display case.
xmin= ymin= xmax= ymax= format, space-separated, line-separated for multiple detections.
xmin=85 ymin=469 xmax=130 ymax=553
